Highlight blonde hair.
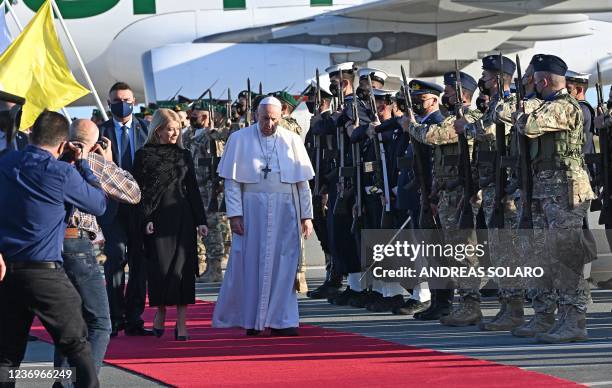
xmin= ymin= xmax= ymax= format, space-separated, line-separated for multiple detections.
xmin=146 ymin=108 xmax=183 ymax=147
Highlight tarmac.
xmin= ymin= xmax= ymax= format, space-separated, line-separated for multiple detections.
xmin=17 ymin=211 xmax=612 ymax=387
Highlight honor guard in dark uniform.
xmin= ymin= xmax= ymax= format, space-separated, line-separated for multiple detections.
xmin=304 ymin=73 xmax=345 ymax=299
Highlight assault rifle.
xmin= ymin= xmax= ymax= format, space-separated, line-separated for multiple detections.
xmin=488 ymin=52 xmax=508 ymax=229
xmin=515 ymin=55 xmax=533 ymax=229
xmin=400 ymin=65 xmax=439 ymax=229
xmin=365 ymin=74 xmax=394 ymax=228
xmin=454 ymin=60 xmax=475 ymax=229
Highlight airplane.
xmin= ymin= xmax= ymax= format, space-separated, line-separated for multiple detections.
xmin=4 ymin=0 xmax=612 ymax=107
xmin=3 ymin=0 xmax=612 ymax=285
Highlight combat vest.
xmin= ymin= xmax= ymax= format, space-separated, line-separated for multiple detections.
xmin=529 ymin=92 xmax=584 ymax=173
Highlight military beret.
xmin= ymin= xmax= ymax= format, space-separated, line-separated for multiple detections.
xmin=272 ymin=91 xmax=298 ymax=107
xmin=565 ymin=69 xmax=590 ymax=85
xmin=174 ymin=103 xmax=189 ymax=112
xmin=482 ymin=54 xmax=516 ymax=76
xmin=139 ymin=106 xmax=153 ymax=116
xmin=358 ymin=68 xmax=388 ymax=85
xmin=238 ymin=90 xmax=250 ymax=99
xmin=532 ymin=54 xmax=567 ymax=76
xmin=325 ymin=62 xmax=355 ymax=78
xmin=92 ymin=108 xmax=103 ymax=118
xmin=444 ymin=71 xmax=478 ymax=92
xmin=190 ymin=101 xmax=203 ymax=111
xmin=409 ymin=79 xmax=443 ymax=96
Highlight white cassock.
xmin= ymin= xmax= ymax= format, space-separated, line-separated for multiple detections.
xmin=212 ymin=123 xmax=314 ymax=330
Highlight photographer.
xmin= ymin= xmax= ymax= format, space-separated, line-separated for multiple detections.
xmin=0 ymin=111 xmax=106 ymax=388
xmin=0 ymin=92 xmax=28 ymax=153
xmin=53 ymin=119 xmax=141 ymax=385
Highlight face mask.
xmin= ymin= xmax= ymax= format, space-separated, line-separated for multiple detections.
xmin=189 ymin=117 xmax=202 ymax=128
xmin=476 ymin=97 xmax=487 ymax=113
xmin=110 ymin=101 xmax=133 ymax=119
xmin=412 ymin=101 xmax=426 ymax=116
xmin=535 ymin=82 xmax=545 ymax=100
xmin=329 ymin=82 xmax=339 ymax=97
xmin=305 ymin=101 xmax=316 ymax=114
xmin=441 ymin=94 xmax=452 ymax=111
xmin=356 ymin=86 xmax=369 ymax=101
xmin=478 ymin=79 xmax=490 ymax=96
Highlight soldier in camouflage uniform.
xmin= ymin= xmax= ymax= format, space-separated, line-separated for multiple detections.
xmin=182 ymin=102 xmax=229 ymax=282
xmin=405 ymin=71 xmax=483 ymax=326
xmin=455 ymin=55 xmax=523 ymax=329
xmin=273 ymin=91 xmax=303 ymax=135
xmin=514 ymin=54 xmax=595 ymax=343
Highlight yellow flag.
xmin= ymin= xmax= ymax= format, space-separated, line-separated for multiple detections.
xmin=0 ymin=0 xmax=89 ymax=129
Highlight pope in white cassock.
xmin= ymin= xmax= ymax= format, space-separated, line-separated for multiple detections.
xmin=212 ymin=96 xmax=315 ymax=337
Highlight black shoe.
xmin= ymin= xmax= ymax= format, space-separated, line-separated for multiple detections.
xmin=125 ymin=326 xmax=155 ymax=337
xmin=270 ymin=327 xmax=299 ymax=337
xmin=27 ymin=335 xmax=38 ymax=342
xmin=246 ymin=329 xmax=262 ymax=336
xmin=414 ymin=302 xmax=451 ymax=320
xmin=392 ymin=299 xmax=431 ymax=315
xmin=367 ymin=295 xmax=405 ymax=313
xmin=328 ymin=287 xmax=357 ymax=306
xmin=152 ymin=328 xmax=165 ymax=338
xmin=110 ymin=322 xmax=125 ymax=338
xmin=350 ymin=290 xmax=382 ymax=308
xmin=174 ymin=327 xmax=189 ymax=341
xmin=307 ymin=282 xmax=342 ymax=299
xmin=414 ymin=290 xmax=453 ymax=321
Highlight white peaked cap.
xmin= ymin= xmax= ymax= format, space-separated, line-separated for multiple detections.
xmin=565 ymin=69 xmax=591 ymax=83
xmin=259 ymin=96 xmax=283 ymax=108
xmin=306 ymin=72 xmax=332 ymax=96
xmin=373 ymin=88 xmax=398 ymax=97
xmin=325 ymin=62 xmax=355 ymax=75
xmin=358 ymin=68 xmax=389 ymax=82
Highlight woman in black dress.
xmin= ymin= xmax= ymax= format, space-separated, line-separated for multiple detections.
xmin=132 ymin=108 xmax=208 ymax=340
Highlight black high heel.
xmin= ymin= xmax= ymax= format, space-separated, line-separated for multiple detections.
xmin=174 ymin=326 xmax=189 ymax=341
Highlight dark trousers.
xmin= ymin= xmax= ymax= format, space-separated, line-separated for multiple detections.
xmin=0 ymin=266 xmax=98 ymax=388
xmin=102 ymin=220 xmax=146 ymax=330
xmin=54 ymin=238 xmax=111 ymax=384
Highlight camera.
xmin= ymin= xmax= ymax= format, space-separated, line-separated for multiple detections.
xmin=96 ymin=139 xmax=108 ymax=150
xmin=59 ymin=142 xmax=84 ymax=163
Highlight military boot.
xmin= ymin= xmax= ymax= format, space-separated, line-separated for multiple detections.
xmin=199 ymin=260 xmax=223 ymax=282
xmin=414 ymin=290 xmax=452 ymax=321
xmin=511 ymin=312 xmax=555 ymax=338
xmin=392 ymin=299 xmax=431 ymax=315
xmin=480 ymin=297 xmax=524 ymax=331
xmin=545 ymin=305 xmax=567 ymax=335
xmin=536 ymin=306 xmax=588 ymax=344
xmin=440 ymin=297 xmax=482 ymax=327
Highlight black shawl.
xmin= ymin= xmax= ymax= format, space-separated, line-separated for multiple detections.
xmin=134 ymin=144 xmax=188 ymax=219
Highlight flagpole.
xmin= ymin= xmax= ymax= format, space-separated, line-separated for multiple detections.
xmin=3 ymin=0 xmax=24 ymax=30
xmin=3 ymin=0 xmax=72 ymax=123
xmin=49 ymin=0 xmax=108 ymax=121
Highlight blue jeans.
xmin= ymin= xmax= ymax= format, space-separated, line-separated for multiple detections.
xmin=54 ymin=237 xmax=111 ymax=385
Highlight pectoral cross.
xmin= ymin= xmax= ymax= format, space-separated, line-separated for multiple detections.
xmin=262 ymin=164 xmax=271 ymax=179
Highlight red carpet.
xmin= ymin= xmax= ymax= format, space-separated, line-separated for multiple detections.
xmin=32 ymin=301 xmax=579 ymax=387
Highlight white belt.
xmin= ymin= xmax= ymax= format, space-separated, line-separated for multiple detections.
xmin=243 ymin=173 xmax=293 ymax=194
